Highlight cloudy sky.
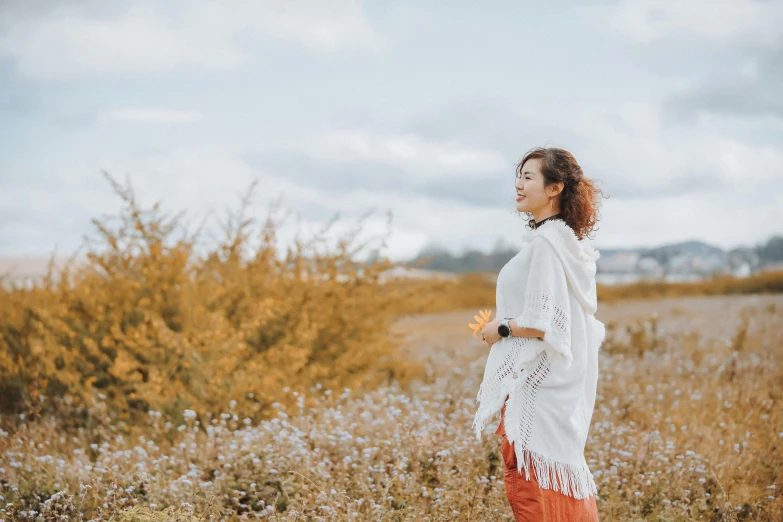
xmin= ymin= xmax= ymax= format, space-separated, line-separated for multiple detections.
xmin=1 ymin=0 xmax=782 ymax=262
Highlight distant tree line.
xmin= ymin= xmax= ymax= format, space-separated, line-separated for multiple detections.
xmin=758 ymin=236 xmax=783 ymax=263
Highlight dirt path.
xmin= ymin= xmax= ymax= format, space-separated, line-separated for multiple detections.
xmin=392 ymin=293 xmax=783 ymax=384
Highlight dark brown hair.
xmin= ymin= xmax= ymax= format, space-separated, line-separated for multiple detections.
xmin=516 ymin=147 xmax=606 ymax=240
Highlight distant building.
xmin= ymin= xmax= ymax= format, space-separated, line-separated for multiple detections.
xmin=596 ymin=273 xmax=642 ymax=286
xmin=597 ymin=251 xmax=639 ymax=274
xmin=732 ymin=262 xmax=752 ymax=278
xmin=692 ymin=253 xmax=727 ymax=274
xmin=667 ymin=254 xmax=693 ymax=274
xmin=637 ymin=257 xmax=663 ymax=277
xmin=664 ymin=273 xmax=703 ymax=283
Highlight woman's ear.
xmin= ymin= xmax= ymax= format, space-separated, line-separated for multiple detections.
xmin=548 ymin=181 xmax=565 ymax=198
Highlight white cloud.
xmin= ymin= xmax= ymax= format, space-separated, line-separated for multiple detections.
xmin=544 ymin=102 xmax=783 ymax=194
xmin=0 ymin=0 xmax=380 ymax=81
xmin=612 ymin=0 xmax=783 ymax=47
xmin=0 ymin=4 xmax=240 ymax=80
xmin=306 ymin=130 xmax=510 ymax=179
xmin=597 ymin=190 xmax=783 ymax=250
xmin=101 ymin=108 xmax=205 ymax=124
xmin=236 ymin=0 xmax=380 ymax=53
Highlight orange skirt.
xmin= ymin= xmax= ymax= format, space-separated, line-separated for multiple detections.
xmin=496 ymin=402 xmax=599 ymax=522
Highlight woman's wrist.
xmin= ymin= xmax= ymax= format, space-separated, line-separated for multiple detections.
xmin=508 ymin=319 xmax=545 ymax=340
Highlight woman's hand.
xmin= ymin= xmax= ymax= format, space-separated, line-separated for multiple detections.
xmin=480 ymin=319 xmax=502 ymax=348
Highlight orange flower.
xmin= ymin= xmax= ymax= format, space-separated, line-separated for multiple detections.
xmin=468 ymin=309 xmax=493 ymax=337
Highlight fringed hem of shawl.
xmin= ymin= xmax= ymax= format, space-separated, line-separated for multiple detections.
xmin=510 ymin=444 xmax=598 ymax=500
xmin=472 ymin=400 xmax=598 ymax=501
xmin=472 ymin=382 xmax=512 ymax=436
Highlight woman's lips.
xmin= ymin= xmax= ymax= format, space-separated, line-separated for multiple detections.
xmin=516 ymin=195 xmax=525 ymax=201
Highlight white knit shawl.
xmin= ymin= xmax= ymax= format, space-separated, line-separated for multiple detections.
xmin=472 ymin=219 xmax=606 ymax=500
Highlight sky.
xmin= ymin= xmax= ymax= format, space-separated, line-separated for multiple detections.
xmin=1 ymin=0 xmax=782 ymax=262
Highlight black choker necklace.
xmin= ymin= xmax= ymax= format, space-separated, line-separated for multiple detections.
xmin=533 ymin=213 xmax=563 ymax=229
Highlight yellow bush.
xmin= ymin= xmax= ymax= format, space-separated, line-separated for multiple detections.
xmin=0 ymin=175 xmax=423 ymax=424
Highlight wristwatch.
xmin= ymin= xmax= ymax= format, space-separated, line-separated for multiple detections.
xmin=498 ymin=318 xmax=513 ymax=338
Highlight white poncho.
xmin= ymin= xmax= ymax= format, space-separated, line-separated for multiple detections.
xmin=472 ymin=218 xmax=606 ymax=500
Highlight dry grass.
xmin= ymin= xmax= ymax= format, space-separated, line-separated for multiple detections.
xmin=597 ymin=272 xmax=783 ymax=302
xmin=417 ymin=270 xmax=783 ymax=314
xmin=1 ymin=294 xmax=781 ymax=521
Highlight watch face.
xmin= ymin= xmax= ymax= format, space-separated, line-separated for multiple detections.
xmin=498 ymin=323 xmax=510 ymax=337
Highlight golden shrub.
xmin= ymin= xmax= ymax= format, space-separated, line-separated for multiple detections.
xmin=0 ymin=175 xmax=424 ymax=424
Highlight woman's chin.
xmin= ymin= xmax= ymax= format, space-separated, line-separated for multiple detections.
xmin=517 ymin=200 xmax=542 ymax=214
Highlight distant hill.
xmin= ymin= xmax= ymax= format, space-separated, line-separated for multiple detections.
xmin=600 ymin=240 xmax=724 ymax=258
xmin=408 ymin=235 xmax=783 ymax=274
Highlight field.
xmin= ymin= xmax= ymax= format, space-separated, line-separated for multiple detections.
xmin=1 ymin=185 xmax=782 ymax=520
xmin=2 ymin=293 xmax=781 ymax=521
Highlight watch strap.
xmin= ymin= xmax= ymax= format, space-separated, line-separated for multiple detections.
xmin=498 ymin=317 xmax=513 ymax=337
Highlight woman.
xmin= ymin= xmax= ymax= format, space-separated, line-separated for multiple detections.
xmin=473 ymin=147 xmax=606 ymax=521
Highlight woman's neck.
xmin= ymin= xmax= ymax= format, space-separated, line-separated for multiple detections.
xmin=532 ymin=209 xmax=562 ymax=223
xmin=533 ymin=212 xmax=563 ymax=229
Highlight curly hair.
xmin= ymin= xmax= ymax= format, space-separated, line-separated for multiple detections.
xmin=516 ymin=147 xmax=606 ymax=241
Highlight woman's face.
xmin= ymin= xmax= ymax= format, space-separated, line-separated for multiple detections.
xmin=515 ymin=158 xmax=550 ymax=214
